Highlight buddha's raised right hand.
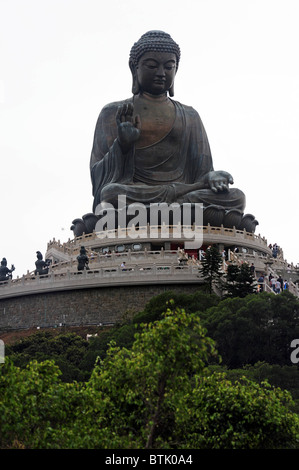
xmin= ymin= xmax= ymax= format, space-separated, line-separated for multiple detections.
xmin=116 ymin=103 xmax=141 ymax=154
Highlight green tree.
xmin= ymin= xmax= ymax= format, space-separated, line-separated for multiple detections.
xmin=202 ymin=291 xmax=299 ymax=367
xmin=1 ymin=303 xmax=299 ymax=449
xmin=133 ymin=289 xmax=220 ymax=324
xmin=178 ymin=372 xmax=299 ymax=449
xmin=199 ymin=245 xmax=223 ymax=293
xmin=7 ymin=332 xmax=89 ymax=382
xmin=224 ymin=263 xmax=257 ymax=298
xmin=80 ymin=290 xmax=220 ymax=375
xmin=0 ymin=359 xmax=64 ymax=448
xmin=83 ymin=305 xmax=219 ymax=449
xmin=63 ymin=306 xmax=299 ymax=449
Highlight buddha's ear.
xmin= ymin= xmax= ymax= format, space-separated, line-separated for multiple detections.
xmin=169 ymin=67 xmax=178 ymax=97
xmin=129 ymin=60 xmax=140 ymax=95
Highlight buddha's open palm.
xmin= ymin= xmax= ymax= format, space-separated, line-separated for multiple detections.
xmin=116 ymin=103 xmax=141 ymax=153
xmin=207 ymin=170 xmax=234 ymax=192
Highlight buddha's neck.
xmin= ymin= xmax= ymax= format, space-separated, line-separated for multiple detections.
xmin=138 ymin=92 xmax=169 ymax=102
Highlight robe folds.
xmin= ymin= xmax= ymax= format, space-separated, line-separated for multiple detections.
xmin=90 ymin=97 xmax=245 ymax=213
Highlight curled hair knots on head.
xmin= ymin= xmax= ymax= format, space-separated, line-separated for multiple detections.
xmin=129 ymin=30 xmax=181 ymax=69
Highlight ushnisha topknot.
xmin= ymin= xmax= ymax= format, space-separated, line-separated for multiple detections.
xmin=129 ymin=30 xmax=181 ymax=69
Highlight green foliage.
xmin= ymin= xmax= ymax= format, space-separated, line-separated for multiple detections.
xmin=179 ymin=372 xmax=299 ymax=449
xmin=66 ymin=289 xmax=220 ymax=377
xmin=81 ymin=304 xmax=219 ymax=449
xmin=7 ymin=332 xmax=89 ymax=382
xmin=202 ymin=291 xmax=299 ymax=367
xmin=198 ymin=246 xmax=223 ymax=293
xmin=5 ymin=290 xmax=220 ymax=384
xmin=4 ymin=289 xmax=299 ymax=379
xmin=224 ymin=263 xmax=257 ymax=297
xmin=208 ymin=362 xmax=299 ymax=413
xmin=133 ymin=289 xmax=220 ymax=324
xmin=2 ymin=290 xmax=299 ymax=449
xmin=1 ymin=305 xmax=299 ymax=449
xmin=0 ymin=359 xmax=63 ymax=448
xmin=78 ymin=323 xmax=139 ymax=376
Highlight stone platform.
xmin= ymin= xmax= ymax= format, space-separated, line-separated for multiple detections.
xmin=46 ymin=223 xmax=272 ymax=270
xmin=0 ymin=224 xmax=298 ymax=333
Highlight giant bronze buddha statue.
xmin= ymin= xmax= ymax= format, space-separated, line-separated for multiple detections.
xmin=71 ymin=30 xmax=258 ymax=236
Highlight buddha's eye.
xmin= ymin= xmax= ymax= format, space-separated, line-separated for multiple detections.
xmin=143 ymin=61 xmax=158 ymax=69
xmin=164 ymin=62 xmax=176 ymax=70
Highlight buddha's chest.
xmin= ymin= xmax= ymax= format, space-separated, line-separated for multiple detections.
xmin=133 ymin=97 xmax=176 ymax=148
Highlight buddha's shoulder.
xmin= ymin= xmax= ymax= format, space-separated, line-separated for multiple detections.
xmin=100 ymin=98 xmax=133 ymax=114
xmin=173 ymin=100 xmax=200 ymax=117
xmin=173 ymin=100 xmax=200 ymax=120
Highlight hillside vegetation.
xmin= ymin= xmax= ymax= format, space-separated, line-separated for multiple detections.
xmin=1 ymin=289 xmax=299 ymax=448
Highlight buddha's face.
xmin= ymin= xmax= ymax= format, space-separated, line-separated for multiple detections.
xmin=135 ymin=51 xmax=177 ymax=95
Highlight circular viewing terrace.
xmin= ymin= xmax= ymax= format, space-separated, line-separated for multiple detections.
xmin=47 ymin=223 xmax=272 ymax=259
xmin=1 ymin=223 xmax=298 ymax=300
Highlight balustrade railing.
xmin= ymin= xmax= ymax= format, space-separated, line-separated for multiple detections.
xmin=0 ymin=259 xmax=203 ymax=296
xmin=47 ymin=223 xmax=269 ymax=254
xmin=2 ymin=233 xmax=298 ymax=298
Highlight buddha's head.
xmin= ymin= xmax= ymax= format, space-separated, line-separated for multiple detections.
xmin=129 ymin=31 xmax=181 ymax=97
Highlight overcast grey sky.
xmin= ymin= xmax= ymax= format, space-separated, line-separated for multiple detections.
xmin=1 ymin=0 xmax=299 ymax=277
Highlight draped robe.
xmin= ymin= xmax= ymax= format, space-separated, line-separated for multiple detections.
xmin=90 ymin=97 xmax=245 ymax=213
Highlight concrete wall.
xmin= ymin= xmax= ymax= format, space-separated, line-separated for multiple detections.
xmin=0 ymin=283 xmax=202 ymax=332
